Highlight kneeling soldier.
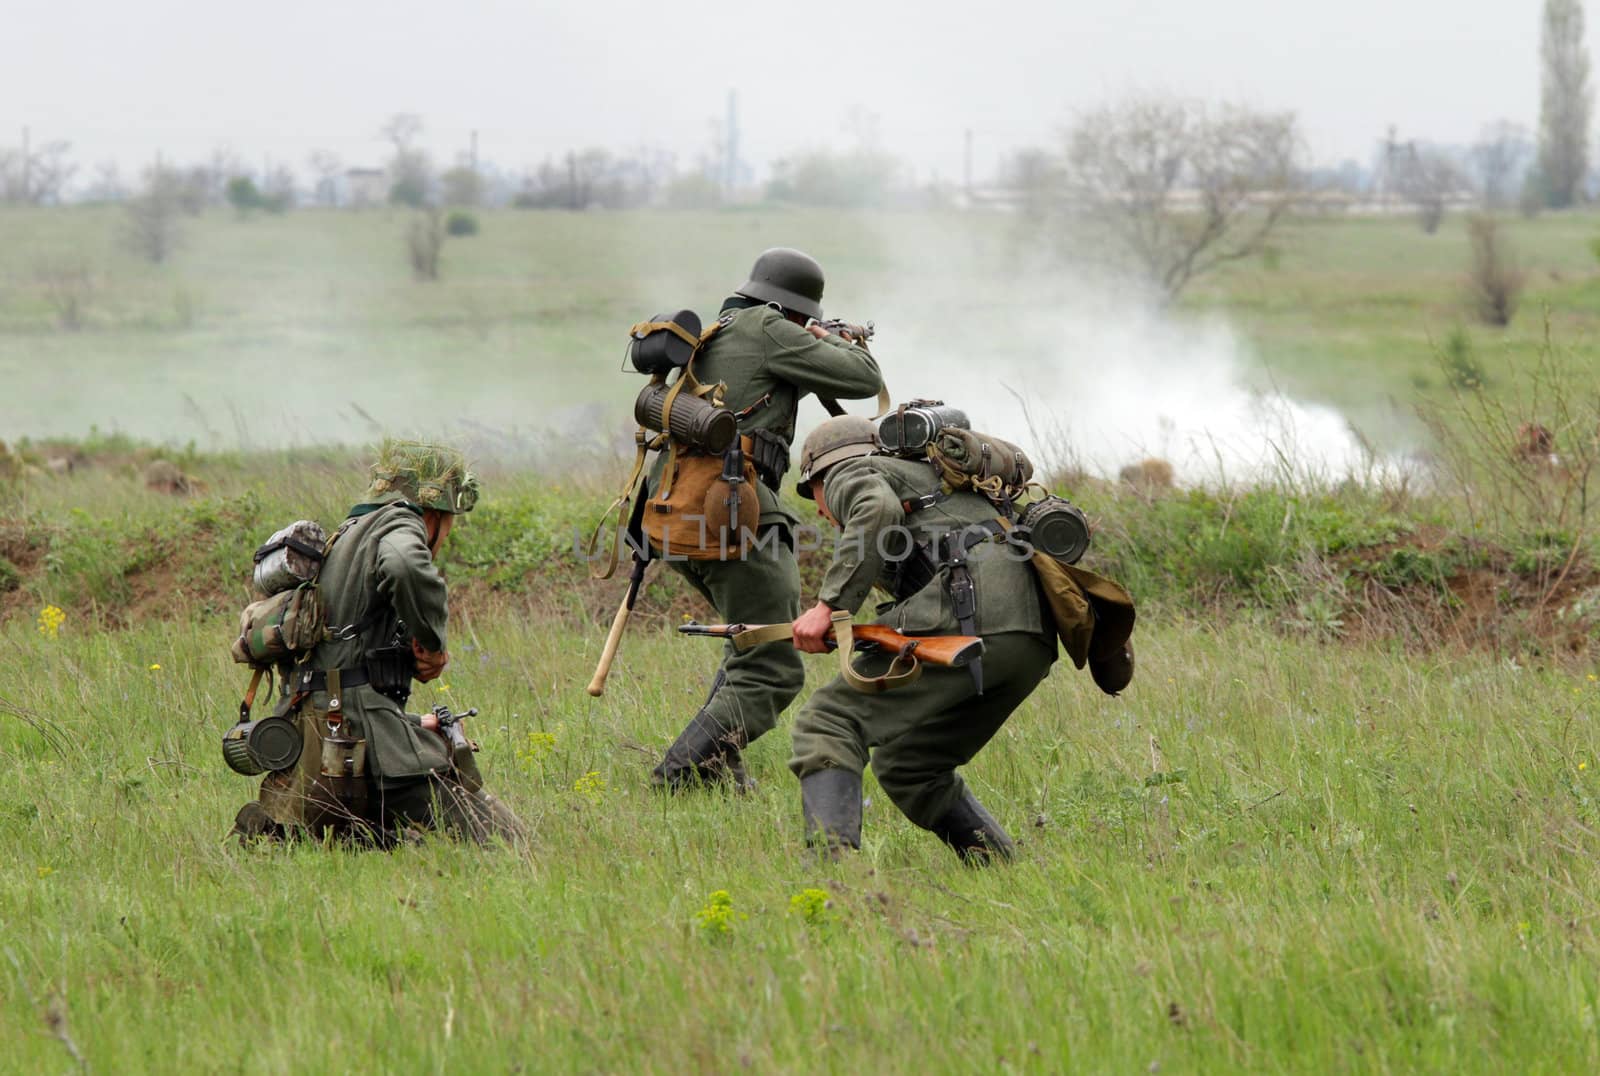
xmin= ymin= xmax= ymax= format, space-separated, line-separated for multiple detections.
xmin=232 ymin=440 xmax=521 ymax=846
xmin=786 ymin=417 xmax=1058 ymax=863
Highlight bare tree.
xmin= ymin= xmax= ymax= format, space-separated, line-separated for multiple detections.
xmin=381 ymin=113 xmax=423 ymax=154
xmin=1465 ymin=215 xmax=1525 ymax=326
xmin=122 ymin=167 xmax=185 ymax=264
xmin=0 ymin=139 xmax=76 ymax=204
xmin=1059 ymin=97 xmax=1301 ymax=299
xmin=1469 ymin=121 xmax=1534 ymax=209
xmin=407 ymin=208 xmax=445 ymax=280
xmin=1384 ymin=136 xmax=1468 ymax=233
xmin=307 ymin=150 xmax=342 ymax=207
xmin=382 ymin=113 xmax=433 ymax=207
xmin=1539 ymin=0 xmax=1592 ymax=208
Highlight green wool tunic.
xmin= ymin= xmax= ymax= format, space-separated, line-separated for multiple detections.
xmin=653 ymin=302 xmax=883 ymax=750
xmin=790 ymin=455 xmax=1058 ymax=829
xmin=304 ymin=498 xmax=453 ymax=782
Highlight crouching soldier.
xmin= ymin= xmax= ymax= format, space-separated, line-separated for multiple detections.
xmin=230 ymin=440 xmax=521 ymax=846
xmin=785 ymin=417 xmax=1063 ymax=864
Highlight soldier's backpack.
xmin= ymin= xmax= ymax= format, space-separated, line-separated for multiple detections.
xmin=591 ymin=312 xmax=759 ymax=575
xmin=925 ymin=427 xmax=1034 ymax=502
xmin=882 ymin=414 xmax=1135 ymax=694
xmin=231 ymin=520 xmax=332 ymax=668
xmin=227 ymin=519 xmax=357 ymax=731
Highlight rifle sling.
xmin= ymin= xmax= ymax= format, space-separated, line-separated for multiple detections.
xmin=724 ymin=616 xmax=921 ymax=694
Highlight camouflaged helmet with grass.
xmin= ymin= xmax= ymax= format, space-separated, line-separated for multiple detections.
xmin=365 ymin=439 xmax=479 ymax=514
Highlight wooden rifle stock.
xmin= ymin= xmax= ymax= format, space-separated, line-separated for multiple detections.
xmin=849 ymin=625 xmax=981 ymax=668
xmin=588 ymin=555 xmax=648 ymax=698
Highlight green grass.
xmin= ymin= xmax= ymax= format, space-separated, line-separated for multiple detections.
xmin=7 ymin=205 xmax=1600 ymax=1070
xmin=4 ymin=615 xmax=1599 ymax=1071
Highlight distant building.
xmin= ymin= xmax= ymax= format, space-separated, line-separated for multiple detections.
xmin=343 ymin=168 xmax=387 ymax=209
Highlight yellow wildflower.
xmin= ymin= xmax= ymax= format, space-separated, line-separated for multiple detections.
xmin=789 ymin=887 xmax=837 ymax=927
xmin=695 ymin=890 xmax=743 ymax=937
xmin=149 ymin=663 xmax=162 ymax=672
xmin=37 ymin=866 xmax=54 ymax=879
xmin=515 ymin=731 xmax=558 ymax=771
xmin=36 ymin=604 xmax=66 ymax=639
xmin=573 ymin=770 xmax=607 ymax=804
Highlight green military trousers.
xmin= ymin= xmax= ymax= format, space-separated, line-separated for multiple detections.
xmin=374 ymin=774 xmax=523 ymax=845
xmin=789 ymin=632 xmax=1056 ymax=828
xmin=667 ymin=527 xmax=806 ymax=748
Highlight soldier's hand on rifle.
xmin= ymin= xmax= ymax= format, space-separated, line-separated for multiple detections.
xmin=792 ymin=601 xmax=837 ymax=654
xmin=412 ymin=639 xmax=449 ymax=682
xmin=805 ymin=323 xmax=831 ymax=341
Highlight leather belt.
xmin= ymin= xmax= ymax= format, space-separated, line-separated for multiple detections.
xmin=289 ymin=666 xmax=371 ymax=694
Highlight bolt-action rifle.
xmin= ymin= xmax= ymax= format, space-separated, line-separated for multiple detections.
xmin=678 ymin=614 xmax=983 ymax=694
xmin=806 ymin=318 xmax=882 ymax=418
xmin=420 ymin=704 xmax=477 ymax=754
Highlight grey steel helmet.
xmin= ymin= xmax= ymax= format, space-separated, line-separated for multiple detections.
xmin=735 ymin=247 xmax=825 ymax=321
xmin=795 ymin=415 xmax=878 ymax=499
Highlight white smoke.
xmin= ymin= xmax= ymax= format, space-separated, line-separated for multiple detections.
xmin=841 ymin=230 xmax=1400 ymax=488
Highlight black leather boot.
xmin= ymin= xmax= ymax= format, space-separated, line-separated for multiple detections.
xmin=800 ymin=768 xmax=862 ymax=858
xmin=650 ymin=711 xmax=753 ymax=793
xmin=929 ymin=791 xmax=1015 ymax=865
xmin=230 ymin=801 xmax=284 ymax=843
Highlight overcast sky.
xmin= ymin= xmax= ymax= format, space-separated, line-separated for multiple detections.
xmin=4 ymin=0 xmax=1571 ymax=184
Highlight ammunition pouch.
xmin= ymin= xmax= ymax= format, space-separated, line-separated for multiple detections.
xmin=885 ymin=521 xmax=1004 ymax=605
xmin=745 ymin=428 xmax=791 ymax=491
xmin=364 ymin=645 xmax=418 ymax=704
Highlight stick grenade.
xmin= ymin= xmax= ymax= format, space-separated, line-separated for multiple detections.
xmin=588 ymin=553 xmax=647 ymax=697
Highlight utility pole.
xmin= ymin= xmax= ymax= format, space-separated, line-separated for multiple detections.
xmin=21 ymin=125 xmax=31 ymax=203
xmin=963 ymin=128 xmax=973 ymax=205
xmin=725 ymin=90 xmax=740 ymax=195
xmin=470 ymin=129 xmax=479 ymax=173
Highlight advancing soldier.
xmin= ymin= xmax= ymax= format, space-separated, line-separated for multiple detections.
xmin=231 ymin=440 xmax=520 ymax=845
xmin=785 ymin=417 xmax=1062 ymax=863
xmin=651 ymin=248 xmax=884 ymax=791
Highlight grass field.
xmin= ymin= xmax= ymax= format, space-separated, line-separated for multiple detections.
xmin=5 ymin=204 xmax=1600 ymax=1072
xmin=5 ymin=205 xmax=1600 ymax=452
xmin=5 ymin=613 xmax=1600 ymax=1072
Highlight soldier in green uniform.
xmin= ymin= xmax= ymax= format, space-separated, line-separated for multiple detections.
xmin=651 ymin=248 xmax=884 ymax=791
xmin=785 ymin=417 xmax=1059 ymax=863
xmin=231 ymin=440 xmax=521 ymax=845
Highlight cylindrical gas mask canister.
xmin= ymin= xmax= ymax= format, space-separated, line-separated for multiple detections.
xmin=876 ymin=401 xmax=969 ymax=455
xmin=1015 ymin=496 xmax=1091 ymax=564
xmin=634 ymin=383 xmax=738 ymax=453
xmin=222 ymin=715 xmax=305 ymax=776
